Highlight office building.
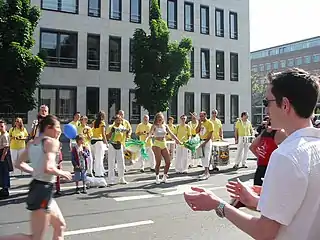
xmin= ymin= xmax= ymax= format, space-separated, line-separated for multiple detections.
xmin=26 ymin=0 xmax=250 ymax=135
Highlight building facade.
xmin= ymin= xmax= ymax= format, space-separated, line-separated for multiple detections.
xmin=27 ymin=0 xmax=250 ymax=135
xmin=251 ymin=36 xmax=320 ymax=125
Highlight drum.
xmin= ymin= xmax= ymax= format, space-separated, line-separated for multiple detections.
xmin=242 ymin=136 xmax=255 ymax=143
xmin=211 ymin=142 xmax=230 ymax=166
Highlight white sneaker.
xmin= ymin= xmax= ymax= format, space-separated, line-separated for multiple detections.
xmin=119 ymin=177 xmax=128 ymax=185
xmin=162 ymin=174 xmax=168 ymax=183
xmin=199 ymin=173 xmax=210 ymax=180
xmin=155 ymin=175 xmax=161 ymax=184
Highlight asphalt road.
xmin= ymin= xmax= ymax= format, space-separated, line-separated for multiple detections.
xmin=0 ymin=150 xmax=257 ymax=240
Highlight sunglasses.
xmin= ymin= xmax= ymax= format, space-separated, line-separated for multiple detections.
xmin=263 ymin=98 xmax=276 ymax=107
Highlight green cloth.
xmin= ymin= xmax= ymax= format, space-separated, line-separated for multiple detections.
xmin=125 ymin=139 xmax=149 ymax=160
xmin=183 ymin=135 xmax=201 ymax=153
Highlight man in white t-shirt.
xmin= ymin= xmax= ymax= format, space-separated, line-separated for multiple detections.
xmin=184 ymin=68 xmax=320 ymax=240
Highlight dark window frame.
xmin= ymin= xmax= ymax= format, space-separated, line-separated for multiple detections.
xmin=108 ymin=88 xmax=121 ymax=124
xmin=200 ymin=5 xmax=210 ymax=35
xmin=38 ymin=85 xmax=77 ymax=124
xmin=86 ymin=87 xmax=100 ymax=120
xmin=108 ymin=36 xmax=122 ymax=72
xmin=200 ymin=48 xmax=210 ymax=79
xmin=167 ymin=94 xmax=178 ymax=121
xmin=129 ymin=89 xmax=141 ymax=124
xmin=41 ymin=0 xmax=79 ymax=14
xmin=230 ymin=52 xmax=239 ymax=81
xmin=88 ymin=0 xmax=101 ymax=17
xmin=130 ymin=0 xmax=142 ymax=23
xmin=39 ymin=28 xmax=78 ymax=69
xmin=216 ymin=94 xmax=225 ymax=124
xmin=229 ymin=11 xmax=238 ymax=40
xmin=109 ymin=0 xmax=122 ymax=21
xmin=189 ymin=47 xmax=194 ymax=77
xmin=129 ymin=38 xmax=134 ymax=72
xmin=184 ymin=2 xmax=194 ymax=32
xmin=184 ymin=92 xmax=195 ymax=118
xmin=230 ymin=94 xmax=239 ymax=124
xmin=87 ymin=33 xmax=100 ymax=70
xmin=167 ymin=0 xmax=178 ymax=29
xmin=201 ymin=93 xmax=210 ymax=115
xmin=215 ymin=8 xmax=224 ymax=37
xmin=216 ymin=50 xmax=225 ymax=80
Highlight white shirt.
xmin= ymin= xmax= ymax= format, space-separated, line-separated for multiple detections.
xmin=258 ymin=127 xmax=320 ymax=240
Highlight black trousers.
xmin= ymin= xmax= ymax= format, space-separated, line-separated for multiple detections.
xmin=253 ymin=165 xmax=267 ymax=186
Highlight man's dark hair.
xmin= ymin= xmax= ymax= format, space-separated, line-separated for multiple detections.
xmin=73 ymin=112 xmax=80 ymax=117
xmin=270 ymin=68 xmax=319 ymax=118
xmin=241 ymin=112 xmax=248 ymax=118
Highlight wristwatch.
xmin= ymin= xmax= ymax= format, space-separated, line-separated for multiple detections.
xmin=215 ymin=202 xmax=226 ymax=218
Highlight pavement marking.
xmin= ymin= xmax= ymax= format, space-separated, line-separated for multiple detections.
xmin=9 ymin=185 xmax=76 ymax=194
xmin=64 ymin=220 xmax=154 ymax=236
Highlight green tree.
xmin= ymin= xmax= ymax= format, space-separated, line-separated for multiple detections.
xmin=251 ymin=73 xmax=267 ymax=106
xmin=0 ymin=0 xmax=45 ymax=116
xmin=132 ymin=0 xmax=192 ymax=114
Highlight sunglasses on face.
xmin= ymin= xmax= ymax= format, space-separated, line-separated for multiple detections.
xmin=263 ymin=98 xmax=276 ymax=107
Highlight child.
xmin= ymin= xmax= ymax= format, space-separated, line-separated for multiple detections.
xmin=71 ymin=135 xmax=88 ymax=194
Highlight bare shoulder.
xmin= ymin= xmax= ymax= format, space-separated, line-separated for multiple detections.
xmin=43 ymin=137 xmax=60 ymax=153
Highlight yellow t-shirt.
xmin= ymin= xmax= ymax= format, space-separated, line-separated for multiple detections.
xmin=235 ymin=120 xmax=253 ymax=137
xmin=92 ymin=120 xmax=106 ymax=139
xmin=9 ymin=127 xmax=29 ymax=150
xmin=77 ymin=125 xmax=93 ymax=147
xmin=199 ymin=119 xmax=214 ymax=140
xmin=210 ymin=118 xmax=223 ymax=141
xmin=69 ymin=120 xmax=80 ymax=127
xmin=107 ymin=124 xmax=126 ymax=145
xmin=136 ymin=122 xmax=153 ymax=147
xmin=122 ymin=119 xmax=132 ymax=133
xmin=166 ymin=124 xmax=176 ymax=140
xmin=188 ymin=121 xmax=198 ymax=136
xmin=175 ymin=124 xmax=191 ymax=142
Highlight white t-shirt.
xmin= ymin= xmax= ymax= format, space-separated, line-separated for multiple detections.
xmin=257 ymin=127 xmax=320 ymax=240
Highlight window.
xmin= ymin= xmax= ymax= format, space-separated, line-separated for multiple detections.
xmin=304 ymin=56 xmax=311 ymax=64
xmin=108 ymin=88 xmax=121 ymax=123
xmin=201 ymin=49 xmax=210 ymax=78
xmin=40 ymin=29 xmax=78 ymax=68
xmin=167 ymin=94 xmax=178 ymax=121
xmin=266 ymin=63 xmax=271 ymax=71
xmin=129 ymin=39 xmax=134 ymax=72
xmin=287 ymin=58 xmax=294 ymax=67
xmin=88 ymin=0 xmax=100 ymax=17
xmin=86 ymin=87 xmax=99 ymax=120
xmin=41 ymin=0 xmax=78 ymax=14
xmin=184 ymin=92 xmax=194 ymax=115
xmin=280 ymin=60 xmax=286 ymax=68
xmin=167 ymin=0 xmax=177 ymax=29
xmin=312 ymin=54 xmax=320 ymax=63
xmin=188 ymin=47 xmax=194 ymax=77
xmin=273 ymin=61 xmax=278 ymax=70
xmin=230 ymin=95 xmax=239 ymax=124
xmin=216 ymin=94 xmax=225 ymax=123
xmin=252 ymin=65 xmax=258 ymax=73
xmin=130 ymin=0 xmax=141 ymax=23
xmin=295 ymin=57 xmax=302 ymax=66
xmin=200 ymin=6 xmax=209 ymax=35
xmin=201 ymin=93 xmax=210 ymax=115
xmin=87 ymin=34 xmax=100 ymax=70
xmin=184 ymin=2 xmax=194 ymax=32
xmin=39 ymin=86 xmax=76 ymax=123
xmin=110 ymin=0 xmax=122 ymax=20
xmin=230 ymin=53 xmax=239 ymax=81
xmin=215 ymin=8 xmax=224 ymax=37
xmin=109 ymin=36 xmax=121 ymax=72
xmin=259 ymin=64 xmax=264 ymax=72
xmin=129 ymin=90 xmax=141 ymax=124
xmin=216 ymin=50 xmax=225 ymax=80
xmin=229 ymin=12 xmax=238 ymax=40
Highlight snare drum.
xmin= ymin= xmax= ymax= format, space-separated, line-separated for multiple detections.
xmin=242 ymin=136 xmax=255 ymax=143
xmin=211 ymin=142 xmax=230 ymax=166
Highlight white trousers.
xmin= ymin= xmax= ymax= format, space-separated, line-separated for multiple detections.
xmin=235 ymin=137 xmax=250 ymax=165
xmin=138 ymin=147 xmax=155 ymax=170
xmin=92 ymin=141 xmax=105 ymax=177
xmin=175 ymin=145 xmax=189 ymax=172
xmin=10 ymin=148 xmax=25 ymax=163
xmin=201 ymin=140 xmax=212 ymax=168
xmin=108 ymin=144 xmax=125 ymax=183
xmin=86 ymin=147 xmax=94 ymax=175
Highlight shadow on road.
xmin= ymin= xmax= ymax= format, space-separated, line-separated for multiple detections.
xmin=228 ymin=172 xmax=255 ymax=182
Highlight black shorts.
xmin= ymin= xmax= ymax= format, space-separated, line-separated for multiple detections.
xmin=26 ymin=179 xmax=54 ymax=212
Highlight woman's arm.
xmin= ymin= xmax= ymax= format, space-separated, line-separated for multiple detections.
xmin=166 ymin=125 xmax=182 ymax=144
xmin=101 ymin=125 xmax=107 ymax=143
xmin=145 ymin=125 xmax=155 ymax=142
xmin=249 ymin=135 xmax=262 ymax=158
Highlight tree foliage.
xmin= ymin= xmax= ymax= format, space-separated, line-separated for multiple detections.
xmin=0 ymin=0 xmax=45 ymax=114
xmin=251 ymin=73 xmax=267 ymax=106
xmin=132 ymin=0 xmax=192 ymax=114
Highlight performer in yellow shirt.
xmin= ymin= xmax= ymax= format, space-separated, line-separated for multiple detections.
xmin=77 ymin=115 xmax=94 ymax=176
xmin=210 ymin=109 xmax=223 ymax=141
xmin=106 ymin=115 xmax=127 ymax=185
xmin=135 ymin=115 xmax=155 ymax=172
xmin=174 ymin=115 xmax=191 ymax=173
xmin=118 ymin=110 xmax=132 ymax=139
xmin=9 ymin=118 xmax=28 ymax=167
xmin=234 ymin=111 xmax=254 ymax=169
xmin=166 ymin=116 xmax=176 ymax=160
xmin=195 ymin=111 xmax=214 ymax=180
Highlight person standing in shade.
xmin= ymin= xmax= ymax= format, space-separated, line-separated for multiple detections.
xmin=175 ymin=115 xmax=191 ymax=173
xmin=30 ymin=105 xmax=49 ymax=139
xmin=233 ymin=111 xmax=254 ymax=169
xmin=210 ymin=109 xmax=223 ymax=141
xmin=135 ymin=115 xmax=155 ymax=173
xmin=195 ymin=111 xmax=214 ymax=180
